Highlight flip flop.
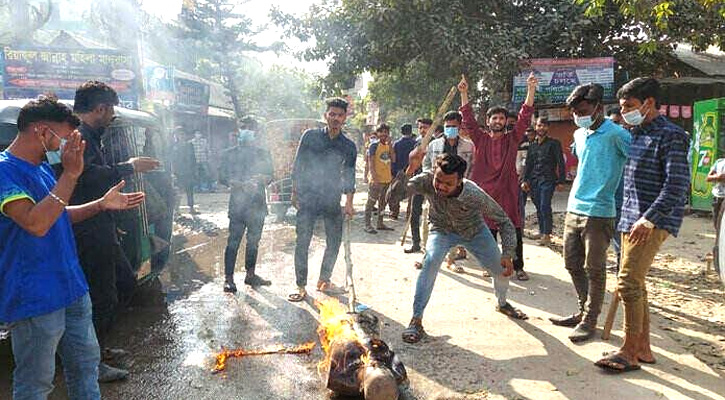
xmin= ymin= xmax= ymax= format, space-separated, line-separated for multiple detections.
xmin=602 ymin=350 xmax=656 ymax=364
xmin=287 ymin=287 xmax=307 ymax=302
xmin=595 ymin=353 xmax=641 ymax=372
xmin=496 ymin=302 xmax=529 ymax=320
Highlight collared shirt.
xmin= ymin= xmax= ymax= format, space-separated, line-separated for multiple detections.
xmin=219 ymin=144 xmax=274 ymax=218
xmin=0 ymin=151 xmax=88 ymax=323
xmin=422 ymin=136 xmax=475 ymax=178
xmin=710 ymin=158 xmax=725 ymax=198
xmin=70 ymin=122 xmax=135 ymax=236
xmin=567 ymin=119 xmax=631 ymax=218
xmin=190 ymin=135 xmax=209 ymax=163
xmin=460 ymin=103 xmax=535 ymax=229
xmin=392 ymin=136 xmax=417 ymax=175
xmin=618 ymin=115 xmax=690 ymax=236
xmin=524 ymin=136 xmax=566 ymax=184
xmin=292 ymin=127 xmax=357 ymax=208
xmin=408 ymin=172 xmax=516 ymax=258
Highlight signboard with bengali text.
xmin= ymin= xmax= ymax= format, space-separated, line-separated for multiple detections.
xmin=513 ymin=57 xmax=615 ymax=106
xmin=1 ymin=46 xmax=139 ymax=109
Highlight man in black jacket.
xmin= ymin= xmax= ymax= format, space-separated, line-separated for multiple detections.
xmin=219 ymin=120 xmax=274 ymax=292
xmin=522 ymin=117 xmax=565 ymax=246
xmin=71 ymin=81 xmax=159 ymax=382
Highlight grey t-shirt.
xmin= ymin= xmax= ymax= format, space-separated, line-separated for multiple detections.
xmin=408 ymin=172 xmax=516 ymax=258
xmin=710 ymin=158 xmax=725 ymax=198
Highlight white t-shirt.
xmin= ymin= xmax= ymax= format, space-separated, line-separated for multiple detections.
xmin=710 ymin=158 xmax=725 ymax=198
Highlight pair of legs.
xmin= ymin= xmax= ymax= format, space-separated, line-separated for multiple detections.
xmin=530 ymin=180 xmax=555 ymax=243
xmin=293 ymin=204 xmax=344 ymax=296
xmin=403 ymin=227 xmax=526 ymax=342
xmin=597 ymin=230 xmax=668 ymax=371
xmin=223 ymin=209 xmax=268 ymax=291
xmin=489 ymin=228 xmax=525 ymax=273
xmin=365 ymin=182 xmax=392 ymax=232
xmin=557 ymin=213 xmax=613 ymax=340
xmin=10 ymin=294 xmax=101 ymax=400
xmin=407 ymin=194 xmax=424 ymax=252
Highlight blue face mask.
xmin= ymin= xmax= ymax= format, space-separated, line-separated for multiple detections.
xmin=40 ymin=127 xmax=66 ymax=165
xmin=444 ymin=126 xmax=459 ymax=139
xmin=238 ymin=129 xmax=255 ymax=144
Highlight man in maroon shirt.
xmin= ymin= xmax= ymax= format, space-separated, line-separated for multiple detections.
xmin=458 ymin=73 xmax=538 ymax=281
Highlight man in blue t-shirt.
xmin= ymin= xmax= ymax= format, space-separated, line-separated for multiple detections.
xmin=0 ymin=97 xmax=145 ymax=398
xmin=548 ymin=84 xmax=631 ymax=343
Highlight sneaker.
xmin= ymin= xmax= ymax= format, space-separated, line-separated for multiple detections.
xmin=568 ymin=322 xmax=596 ymax=343
xmin=98 ymin=362 xmax=129 ymax=383
xmin=223 ymin=281 xmax=237 ymax=293
xmin=102 ymin=348 xmax=129 ymax=362
xmin=244 ymin=274 xmax=271 ymax=287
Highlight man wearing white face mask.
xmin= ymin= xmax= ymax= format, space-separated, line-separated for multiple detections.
xmin=595 ymin=78 xmax=689 ymax=372
xmin=549 ymin=83 xmax=631 ymax=343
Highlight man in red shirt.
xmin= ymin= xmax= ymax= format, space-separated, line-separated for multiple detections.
xmin=458 ymin=73 xmax=538 ymax=281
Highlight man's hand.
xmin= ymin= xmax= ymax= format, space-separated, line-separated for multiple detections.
xmin=520 ymin=182 xmax=530 ymax=192
xmin=555 ymin=183 xmax=565 ymax=192
xmin=628 ymin=219 xmax=653 ymax=246
xmin=344 ymin=201 xmax=354 ymax=218
xmin=61 ymin=130 xmax=86 ymax=179
xmin=500 ymin=257 xmax=514 ymax=278
xmin=129 ymin=156 xmax=160 ymax=173
xmin=526 ymin=72 xmax=538 ymax=93
xmin=457 ymin=75 xmax=469 ymax=93
xmin=100 ymin=180 xmax=145 ymax=211
xmin=406 ymin=147 xmax=425 ymax=176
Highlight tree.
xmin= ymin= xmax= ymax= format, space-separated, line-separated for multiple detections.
xmin=0 ymin=0 xmax=52 ymax=45
xmin=176 ymin=0 xmax=282 ymax=120
xmin=273 ymin=0 xmax=724 ymax=109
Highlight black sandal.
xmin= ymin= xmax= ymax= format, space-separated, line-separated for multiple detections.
xmin=496 ymin=302 xmax=529 ymax=320
xmin=595 ymin=353 xmax=642 ymax=372
xmin=402 ymin=319 xmax=426 ymax=343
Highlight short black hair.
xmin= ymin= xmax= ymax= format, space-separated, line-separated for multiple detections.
xmin=435 ymin=153 xmax=467 ymax=179
xmin=617 ymin=77 xmax=660 ymax=105
xmin=18 ymin=95 xmax=80 ymax=132
xmin=401 ymin=123 xmax=413 ymax=135
xmin=606 ymin=107 xmax=622 ymax=117
xmin=325 ymin=97 xmax=348 ymax=112
xmin=566 ymin=83 xmax=604 ymax=108
xmin=376 ymin=123 xmax=390 ymax=133
xmin=434 ymin=125 xmax=444 ymax=134
xmin=486 ymin=105 xmax=508 ymax=119
xmin=443 ymin=111 xmax=462 ymax=123
xmin=536 ymin=116 xmax=550 ymax=125
xmin=416 ymin=117 xmax=433 ymax=125
xmin=73 ymin=81 xmax=119 ymax=113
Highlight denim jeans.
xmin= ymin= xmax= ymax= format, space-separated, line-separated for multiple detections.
xmin=294 ymin=204 xmax=343 ymax=287
xmin=10 ymin=293 xmax=101 ymax=400
xmin=531 ymin=180 xmax=555 ymax=235
xmin=413 ymin=227 xmax=509 ymax=318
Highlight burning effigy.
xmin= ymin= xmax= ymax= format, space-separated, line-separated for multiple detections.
xmin=317 ymin=298 xmax=411 ymax=400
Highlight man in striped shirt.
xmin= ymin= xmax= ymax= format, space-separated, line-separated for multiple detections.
xmin=595 ymin=77 xmax=690 ymax=372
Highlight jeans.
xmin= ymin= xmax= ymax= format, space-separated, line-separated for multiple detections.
xmin=530 ymin=180 xmax=555 ymax=235
xmin=294 ymin=204 xmax=343 ymax=287
xmin=410 ymin=194 xmax=424 ymax=247
xmin=224 ymin=210 xmax=266 ymax=277
xmin=10 ymin=294 xmax=101 ymax=400
xmin=489 ymin=228 xmax=525 ymax=272
xmin=619 ymin=230 xmax=668 ymax=335
xmin=413 ymin=228 xmax=509 ymax=318
xmin=563 ymin=212 xmax=614 ymax=326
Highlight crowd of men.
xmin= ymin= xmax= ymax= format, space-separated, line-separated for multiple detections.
xmin=0 ymin=72 xmax=696 ymax=399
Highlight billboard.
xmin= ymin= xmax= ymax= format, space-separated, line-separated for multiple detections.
xmin=512 ymin=57 xmax=615 ymax=106
xmin=174 ymin=77 xmax=210 ymax=115
xmin=1 ymin=46 xmax=139 ymax=109
xmin=143 ymin=65 xmax=175 ymax=103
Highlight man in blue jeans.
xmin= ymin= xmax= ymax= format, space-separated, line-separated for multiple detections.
xmin=401 ymin=153 xmax=528 ymax=344
xmin=0 ymin=97 xmax=145 ymax=398
xmin=522 ymin=117 xmax=565 ymax=246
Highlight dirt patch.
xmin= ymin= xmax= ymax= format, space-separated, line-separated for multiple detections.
xmin=524 ymin=212 xmax=725 ymax=373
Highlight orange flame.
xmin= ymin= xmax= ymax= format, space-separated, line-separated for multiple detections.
xmin=316 ymin=297 xmax=370 ymax=373
xmin=212 ymin=342 xmax=316 ymax=373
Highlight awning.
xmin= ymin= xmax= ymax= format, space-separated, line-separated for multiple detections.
xmin=207 ymin=106 xmax=235 ymax=119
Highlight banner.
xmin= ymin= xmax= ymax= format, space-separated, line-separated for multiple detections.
xmin=1 ymin=46 xmax=139 ymax=109
xmin=513 ymin=57 xmax=615 ymax=106
xmin=174 ymin=77 xmax=209 ymax=115
xmin=143 ymin=66 xmax=175 ymax=103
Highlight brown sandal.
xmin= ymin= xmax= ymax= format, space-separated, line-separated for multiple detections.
xmin=287 ymin=287 xmax=307 ymax=302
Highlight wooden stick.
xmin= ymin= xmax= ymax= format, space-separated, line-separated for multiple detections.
xmin=602 ymin=287 xmax=621 ymax=340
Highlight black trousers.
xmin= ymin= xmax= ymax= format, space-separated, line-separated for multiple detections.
xmin=489 ymin=227 xmax=525 ymax=272
xmin=76 ymin=229 xmax=132 ymax=347
xmin=410 ymin=194 xmax=424 ymax=246
xmin=224 ymin=210 xmax=266 ymax=277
